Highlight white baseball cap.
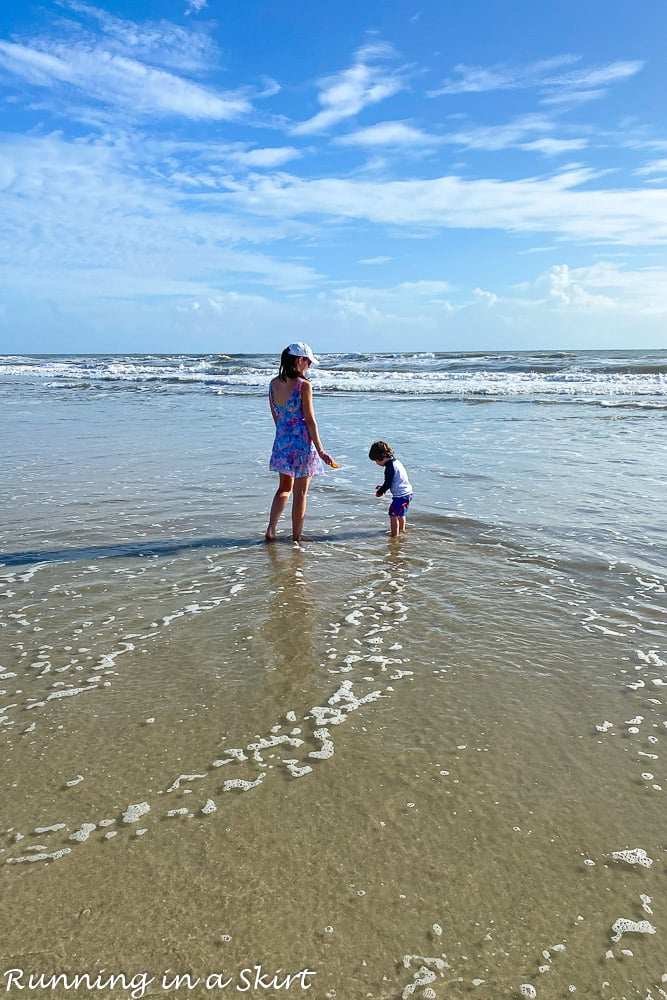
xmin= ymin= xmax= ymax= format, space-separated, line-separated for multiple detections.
xmin=287 ymin=342 xmax=319 ymax=364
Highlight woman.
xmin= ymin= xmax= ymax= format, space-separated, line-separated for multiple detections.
xmin=265 ymin=342 xmax=335 ymax=543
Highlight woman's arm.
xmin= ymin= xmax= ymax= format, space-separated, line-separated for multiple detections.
xmin=300 ymin=380 xmax=334 ymax=466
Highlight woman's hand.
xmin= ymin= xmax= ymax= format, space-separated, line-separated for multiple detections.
xmin=319 ymin=451 xmax=336 ymax=467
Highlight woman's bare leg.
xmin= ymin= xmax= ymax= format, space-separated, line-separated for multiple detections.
xmin=265 ymin=473 xmax=294 ymax=540
xmin=291 ymin=476 xmax=312 ymax=542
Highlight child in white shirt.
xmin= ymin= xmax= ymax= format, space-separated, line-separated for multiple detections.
xmin=369 ymin=440 xmax=413 ymax=537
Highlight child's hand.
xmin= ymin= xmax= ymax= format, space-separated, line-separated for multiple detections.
xmin=375 ymin=487 xmax=383 ymax=497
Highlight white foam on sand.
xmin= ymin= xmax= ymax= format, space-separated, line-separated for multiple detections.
xmin=400 ymin=955 xmax=448 ymax=1000
xmin=164 ymin=773 xmax=208 ymax=794
xmin=122 ymin=802 xmax=150 ymax=824
xmin=610 ymin=848 xmax=653 ymax=868
xmin=610 ymin=917 xmax=656 ymax=943
xmin=6 ymin=847 xmax=72 ymax=864
xmin=283 ymin=760 xmax=313 ymax=779
xmin=69 ymin=823 xmax=96 ymax=842
xmin=26 ymin=685 xmax=97 ymax=710
xmin=223 ymin=774 xmax=265 ymax=792
xmin=3 ymin=554 xmax=418 ymax=874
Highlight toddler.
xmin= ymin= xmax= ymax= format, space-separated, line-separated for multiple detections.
xmin=369 ymin=441 xmax=413 ymax=537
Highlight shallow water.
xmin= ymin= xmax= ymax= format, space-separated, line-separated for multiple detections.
xmin=1 ymin=354 xmax=666 ymax=999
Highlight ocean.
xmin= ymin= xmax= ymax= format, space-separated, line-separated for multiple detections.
xmin=1 ymin=351 xmax=666 ymax=999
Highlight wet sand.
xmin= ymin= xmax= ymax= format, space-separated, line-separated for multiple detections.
xmin=1 ymin=525 xmax=665 ymax=999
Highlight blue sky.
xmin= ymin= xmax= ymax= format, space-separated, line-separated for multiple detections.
xmin=1 ymin=0 xmax=667 ymax=353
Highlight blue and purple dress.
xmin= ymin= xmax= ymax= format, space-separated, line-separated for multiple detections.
xmin=269 ymin=378 xmax=323 ymax=478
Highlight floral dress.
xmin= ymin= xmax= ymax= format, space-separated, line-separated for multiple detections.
xmin=269 ymin=378 xmax=323 ymax=478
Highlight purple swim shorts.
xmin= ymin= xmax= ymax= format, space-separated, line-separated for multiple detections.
xmin=388 ymin=493 xmax=413 ymax=518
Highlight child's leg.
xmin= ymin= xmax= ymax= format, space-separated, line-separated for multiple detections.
xmin=388 ymin=495 xmax=411 ymax=537
xmin=291 ymin=475 xmax=312 ymax=541
xmin=265 ymin=473 xmax=294 ymax=540
xmin=395 ymin=495 xmax=411 ymax=534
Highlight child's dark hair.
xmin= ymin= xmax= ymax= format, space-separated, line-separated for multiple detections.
xmin=278 ymin=347 xmax=303 ymax=382
xmin=369 ymin=441 xmax=394 ymax=461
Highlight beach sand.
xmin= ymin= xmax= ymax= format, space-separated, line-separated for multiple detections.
xmin=1 ymin=527 xmax=665 ymax=998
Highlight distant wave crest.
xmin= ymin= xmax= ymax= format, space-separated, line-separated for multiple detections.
xmin=1 ymin=352 xmax=665 ymax=407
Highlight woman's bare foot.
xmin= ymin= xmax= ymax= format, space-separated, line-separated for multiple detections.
xmin=264 ymin=527 xmax=276 ymax=541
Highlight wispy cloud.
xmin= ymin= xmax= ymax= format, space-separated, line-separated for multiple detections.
xmin=291 ymin=42 xmax=406 ymax=135
xmin=439 ymin=114 xmax=589 ymax=156
xmin=539 ymin=89 xmax=606 ymax=107
xmin=430 ymin=55 xmax=644 ymax=104
xmin=395 ymin=280 xmax=452 ymax=296
xmin=520 ymin=138 xmax=588 ymax=156
xmin=429 ymin=56 xmax=579 ymax=95
xmin=0 ymin=39 xmax=250 ymax=120
xmin=635 ymin=158 xmax=667 ymax=177
xmin=544 ymin=60 xmax=645 ymax=90
xmin=336 ymin=120 xmax=441 ymax=147
xmin=0 ymin=2 xmax=250 ymax=120
xmin=0 ymin=132 xmax=318 ymax=293
xmin=232 ymin=147 xmax=302 ymax=168
xmin=185 ymin=0 xmax=208 ymax=14
xmin=326 ymin=279 xmax=456 ymax=330
xmin=62 ymin=0 xmax=218 ymax=72
xmin=221 ymin=168 xmax=667 ymax=245
xmin=441 ymin=114 xmax=554 ymax=152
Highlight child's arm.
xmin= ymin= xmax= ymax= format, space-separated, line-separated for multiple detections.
xmin=375 ymin=460 xmax=394 ymax=496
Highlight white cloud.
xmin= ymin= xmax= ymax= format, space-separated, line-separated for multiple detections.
xmin=291 ymin=42 xmax=406 ymax=134
xmin=395 ymin=280 xmax=451 ymax=296
xmin=540 ymin=89 xmax=605 ymax=107
xmin=0 ymin=39 xmax=250 ymax=120
xmin=520 ymin=138 xmax=588 ymax=156
xmin=323 ymin=280 xmax=456 ymax=331
xmin=636 ymin=158 xmax=667 ymax=177
xmin=358 ymin=256 xmax=392 ymax=265
xmin=221 ymin=166 xmax=667 ymax=245
xmin=545 ymin=60 xmax=645 ymax=91
xmin=62 ymin=1 xmax=218 ymax=72
xmin=0 ymin=41 xmax=78 ymax=86
xmin=185 ymin=0 xmax=208 ymax=14
xmin=549 ymin=263 xmax=616 ymax=309
xmin=442 ymin=114 xmax=555 ymax=152
xmin=438 ymin=114 xmax=592 ymax=158
xmin=0 ymin=132 xmax=319 ymax=295
xmin=233 ymin=147 xmax=302 ymax=168
xmin=547 ymin=261 xmax=667 ymax=313
xmin=429 ymin=56 xmax=580 ymax=95
xmin=336 ymin=121 xmax=440 ymax=147
xmin=430 ymin=55 xmax=644 ymax=103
